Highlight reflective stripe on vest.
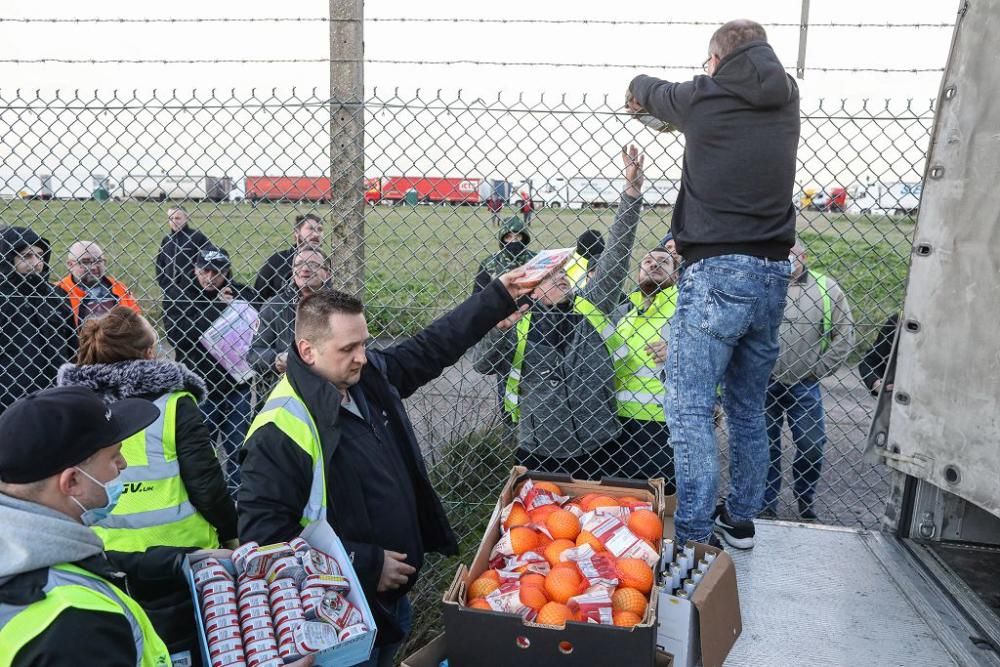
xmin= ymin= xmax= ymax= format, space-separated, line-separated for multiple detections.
xmin=808 ymin=270 xmax=833 ymax=353
xmin=93 ymin=392 xmax=219 ymax=552
xmin=0 ymin=563 xmax=170 ymax=667
xmin=612 ymin=288 xmax=677 ymax=422
xmin=245 ymin=376 xmax=326 ymax=526
xmin=565 ymin=253 xmax=589 ymax=289
xmin=504 ymin=296 xmax=614 ymax=422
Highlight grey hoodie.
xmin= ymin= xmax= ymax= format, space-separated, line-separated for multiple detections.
xmin=0 ymin=492 xmax=104 ymax=584
xmin=474 ymin=194 xmax=641 ymax=457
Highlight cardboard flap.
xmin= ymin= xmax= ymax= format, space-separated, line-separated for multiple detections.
xmin=691 ymin=550 xmax=742 ymax=667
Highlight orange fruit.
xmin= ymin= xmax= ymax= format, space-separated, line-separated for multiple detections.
xmin=576 ymin=493 xmax=598 ymax=507
xmin=468 ymin=597 xmax=492 ymax=610
xmin=627 ymin=510 xmax=663 ymax=543
xmin=481 ymin=569 xmax=502 ymax=583
xmin=613 ymin=610 xmax=642 ymax=628
xmin=535 ymin=531 xmax=553 ymax=552
xmin=528 ymin=503 xmax=560 ymax=525
xmin=533 ymin=481 xmax=563 ymax=496
xmin=612 ymin=587 xmax=648 ymax=618
xmin=504 ymin=502 xmax=532 ymax=530
xmin=585 ymin=495 xmax=620 ymax=511
xmin=536 ymin=602 xmax=577 ymax=628
xmin=546 ymin=509 xmax=582 ymax=541
xmin=616 ymin=559 xmax=654 ymax=595
xmin=509 ymin=526 xmax=540 ymax=555
xmin=617 ymin=495 xmax=645 ymax=507
xmin=551 ymin=561 xmax=580 ymax=574
xmin=520 ymin=583 xmax=549 ymax=610
xmin=543 ymin=538 xmax=576 ymax=567
xmin=575 ymin=530 xmax=605 ymax=552
xmin=468 ymin=577 xmax=500 ymax=600
xmin=521 ymin=573 xmax=546 ymax=590
xmin=545 ymin=567 xmax=586 ymax=604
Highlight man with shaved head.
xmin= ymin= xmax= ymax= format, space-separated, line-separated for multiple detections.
xmin=56 ymin=241 xmax=141 ymax=327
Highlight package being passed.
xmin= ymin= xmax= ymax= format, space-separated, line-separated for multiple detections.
xmin=184 ymin=520 xmax=376 ymax=667
xmin=442 ymin=466 xmax=668 ymax=667
xmin=513 ymin=247 xmax=575 ymax=288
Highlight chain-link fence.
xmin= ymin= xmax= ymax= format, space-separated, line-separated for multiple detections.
xmin=0 ymin=88 xmax=931 ymax=651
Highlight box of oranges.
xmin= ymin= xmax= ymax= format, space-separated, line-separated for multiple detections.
xmin=441 ymin=467 xmax=670 ymax=667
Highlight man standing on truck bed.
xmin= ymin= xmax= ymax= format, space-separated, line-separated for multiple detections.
xmin=627 ymin=19 xmax=799 ymax=549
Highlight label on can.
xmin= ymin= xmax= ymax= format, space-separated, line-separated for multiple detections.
xmin=299 ymin=549 xmax=341 ymax=577
xmin=238 ymin=579 xmax=268 ymax=597
xmin=238 ymin=605 xmax=271 ymax=624
xmin=266 ymin=578 xmax=297 ymax=595
xmin=243 ymin=543 xmax=293 ymax=580
xmin=210 ymin=648 xmax=246 ymax=667
xmin=202 ymin=580 xmax=237 ymax=597
xmin=270 ymin=598 xmax=304 ymax=617
xmin=292 ymin=621 xmax=339 ymax=653
xmin=275 ymin=618 xmax=303 ymax=644
xmin=277 ymin=641 xmax=302 ymax=661
xmin=244 ymin=637 xmax=278 ymax=658
xmin=242 ymin=627 xmax=276 ymax=644
xmin=316 ymin=592 xmax=364 ymax=630
xmin=288 ymin=537 xmax=310 ymax=553
xmin=195 ymin=564 xmax=232 ymax=589
xmin=268 ymin=588 xmax=302 ymax=605
xmin=238 ymin=594 xmax=269 ymax=613
xmin=209 ymin=638 xmax=244 ymax=657
xmin=232 ymin=541 xmax=260 ymax=573
xmin=202 ymin=592 xmax=239 ymax=609
xmin=206 ymin=626 xmax=243 ymax=645
xmin=301 ymin=574 xmax=350 ymax=593
xmin=265 ymin=556 xmax=304 ymax=585
xmin=204 ymin=602 xmax=240 ymax=620
xmin=239 ymin=616 xmax=274 ymax=633
xmin=205 ymin=614 xmax=240 ymax=634
xmin=337 ymin=623 xmax=369 ymax=642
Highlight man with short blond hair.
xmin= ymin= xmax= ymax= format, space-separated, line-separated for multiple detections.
xmin=56 ymin=241 xmax=141 ymax=326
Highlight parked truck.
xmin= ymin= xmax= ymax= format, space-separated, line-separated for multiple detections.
xmin=121 ymin=174 xmax=233 ymax=201
xmin=380 ymin=176 xmax=481 ymax=205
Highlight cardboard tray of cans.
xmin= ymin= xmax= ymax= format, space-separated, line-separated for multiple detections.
xmin=183 ymin=520 xmax=377 ymax=667
xmin=441 ymin=467 xmax=667 ymax=667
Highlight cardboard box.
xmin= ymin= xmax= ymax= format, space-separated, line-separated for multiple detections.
xmin=442 ymin=467 xmax=666 ymax=667
xmin=401 ymin=633 xmax=676 ymax=667
xmin=656 ymin=541 xmax=741 ymax=667
xmin=184 ymin=520 xmax=377 ymax=667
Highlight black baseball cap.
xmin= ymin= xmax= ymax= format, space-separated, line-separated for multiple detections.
xmin=195 ymin=248 xmax=231 ymax=272
xmin=0 ymin=387 xmax=159 ymax=484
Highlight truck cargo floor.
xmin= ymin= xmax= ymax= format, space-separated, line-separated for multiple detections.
xmin=721 ymin=521 xmax=1000 ymax=666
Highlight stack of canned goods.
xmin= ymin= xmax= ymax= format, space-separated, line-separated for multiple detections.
xmin=191 ymin=537 xmax=369 ymax=667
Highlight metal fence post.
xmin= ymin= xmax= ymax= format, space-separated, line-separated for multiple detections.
xmin=329 ymin=0 xmax=365 ymax=294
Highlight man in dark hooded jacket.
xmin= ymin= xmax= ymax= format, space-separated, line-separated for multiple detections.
xmin=627 ymin=20 xmax=799 ymax=549
xmin=0 ymin=227 xmax=77 ymax=411
xmin=473 ymin=216 xmax=536 ymax=295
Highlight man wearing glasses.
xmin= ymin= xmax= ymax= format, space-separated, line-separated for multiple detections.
xmin=626 ymin=19 xmax=800 ymax=550
xmin=56 ymin=241 xmax=142 ymax=327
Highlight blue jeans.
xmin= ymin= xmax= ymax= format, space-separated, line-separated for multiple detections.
xmin=361 ymin=596 xmax=412 ymax=667
xmin=764 ymin=379 xmax=826 ymax=512
xmin=664 ymin=254 xmax=790 ymax=543
xmin=201 ymin=387 xmax=252 ymax=494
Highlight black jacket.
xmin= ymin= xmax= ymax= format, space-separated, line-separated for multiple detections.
xmin=56 ymin=359 xmax=237 ymax=543
xmin=237 ymin=279 xmax=517 ymax=645
xmin=629 ymin=41 xmax=800 ymax=264
xmin=859 ymin=314 xmax=900 ymax=394
xmin=4 ymin=548 xmax=194 ymax=667
xmin=253 ymin=247 xmax=295 ymax=305
xmin=247 ymin=283 xmax=298 ymax=394
xmin=0 ymin=227 xmax=77 ymax=411
xmin=167 ymin=277 xmax=257 ymax=401
xmin=155 ymin=226 xmax=213 ymax=302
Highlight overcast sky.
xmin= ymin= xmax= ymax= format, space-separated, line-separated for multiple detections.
xmin=1 ymin=0 xmax=958 ymax=98
xmin=0 ymin=1 xmax=959 ymax=196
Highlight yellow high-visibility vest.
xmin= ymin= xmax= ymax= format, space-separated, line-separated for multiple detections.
xmin=611 ymin=288 xmax=677 ymax=422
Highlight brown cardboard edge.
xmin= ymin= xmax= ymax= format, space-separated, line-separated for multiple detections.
xmin=400 ymin=633 xmax=447 ymax=667
xmin=689 ymin=543 xmax=742 ymax=667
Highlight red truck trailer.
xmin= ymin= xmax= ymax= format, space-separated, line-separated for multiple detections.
xmin=380 ymin=177 xmax=481 ymax=204
xmin=245 ymin=176 xmax=383 ymax=204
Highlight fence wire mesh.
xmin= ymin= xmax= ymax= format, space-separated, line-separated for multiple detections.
xmin=0 ymin=88 xmax=931 ymax=651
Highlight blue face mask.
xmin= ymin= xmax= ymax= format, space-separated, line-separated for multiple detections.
xmin=71 ymin=467 xmax=124 ymax=527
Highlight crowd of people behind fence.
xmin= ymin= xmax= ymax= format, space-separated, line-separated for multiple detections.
xmin=0 ymin=18 xmax=909 ymax=667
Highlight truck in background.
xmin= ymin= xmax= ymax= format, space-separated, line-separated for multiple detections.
xmin=512 ymin=175 xmax=679 ymax=209
xmin=121 ymin=174 xmax=233 ymax=202
xmin=379 ymin=177 xmax=482 ymax=205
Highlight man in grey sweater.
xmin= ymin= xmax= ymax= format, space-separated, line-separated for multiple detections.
xmin=763 ymin=240 xmax=854 ymax=520
xmin=474 ymin=147 xmax=645 ymax=477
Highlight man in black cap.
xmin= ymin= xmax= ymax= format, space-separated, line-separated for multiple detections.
xmin=168 ymin=247 xmax=258 ymax=493
xmin=0 ymin=386 xmax=173 ymax=666
xmin=566 ymin=229 xmax=605 ymax=289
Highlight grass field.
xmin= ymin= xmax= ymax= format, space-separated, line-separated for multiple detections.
xmin=1 ymin=200 xmax=914 ymax=349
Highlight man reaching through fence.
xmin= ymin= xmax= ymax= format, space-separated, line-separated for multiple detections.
xmin=627 ymin=19 xmax=799 ymax=549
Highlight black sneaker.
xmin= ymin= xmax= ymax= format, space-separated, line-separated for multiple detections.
xmin=707 ymin=532 xmax=725 ymax=551
xmin=713 ymin=503 xmax=756 ymax=550
xmin=798 ymin=503 xmax=818 ymax=522
xmin=758 ymin=507 xmax=777 ymax=520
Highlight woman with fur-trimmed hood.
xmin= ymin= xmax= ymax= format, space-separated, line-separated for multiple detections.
xmin=57 ymin=306 xmax=237 ymax=659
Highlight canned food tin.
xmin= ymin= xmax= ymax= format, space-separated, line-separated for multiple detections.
xmin=244 ymin=637 xmax=279 ymax=658
xmin=202 ymin=580 xmax=237 ymax=597
xmin=195 ymin=564 xmax=231 ymax=589
xmin=301 ymin=574 xmax=350 ymax=593
xmin=267 ymin=578 xmax=297 ymax=595
xmin=238 ymin=594 xmax=270 ymax=612
xmin=206 ymin=625 xmax=243 ymax=645
xmin=242 ymin=627 xmax=276 ymax=644
xmin=272 ymin=607 xmax=304 ymax=626
xmin=299 ymin=549 xmax=341 ymax=577
xmin=232 ymin=541 xmax=260 ymax=573
xmin=203 ymin=603 xmax=239 ymax=621
xmin=317 ymin=592 xmax=363 ymax=630
xmin=265 ymin=556 xmax=304 ymax=585
xmin=204 ymin=613 xmax=240 ymax=634
xmin=338 ymin=623 xmax=369 ymax=642
xmin=288 ymin=537 xmax=310 ymax=553
xmin=209 ymin=638 xmax=244 ymax=657
xmin=270 ymin=598 xmax=303 ymax=617
xmin=277 ymin=641 xmax=302 ymax=661
xmin=238 ymin=605 xmax=271 ymax=624
xmin=292 ymin=621 xmax=339 ymax=653
xmin=238 ymin=579 xmax=268 ymax=597
xmin=202 ymin=592 xmax=239 ymax=609
xmin=239 ymin=616 xmax=274 ymax=633
xmin=268 ymin=588 xmax=302 ymax=605
xmin=275 ymin=619 xmax=302 ymax=644
xmin=210 ymin=649 xmax=246 ymax=667
xmin=243 ymin=543 xmax=295 ymax=580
